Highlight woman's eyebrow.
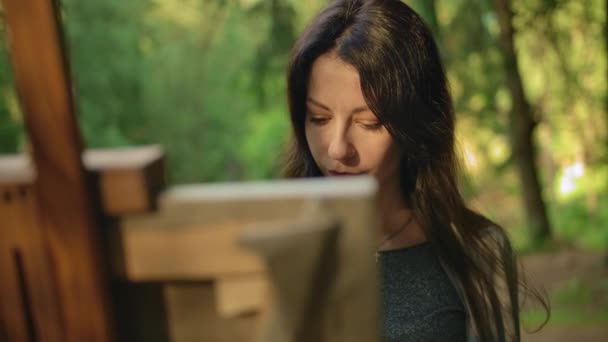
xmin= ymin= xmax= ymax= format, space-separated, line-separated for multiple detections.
xmin=306 ymin=97 xmax=331 ymax=111
xmin=306 ymin=97 xmax=370 ymax=114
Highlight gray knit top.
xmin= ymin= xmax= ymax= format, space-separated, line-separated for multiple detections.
xmin=378 ymin=242 xmax=467 ymax=342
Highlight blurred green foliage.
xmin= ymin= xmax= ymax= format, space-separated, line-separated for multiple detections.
xmin=0 ymin=0 xmax=606 ymax=250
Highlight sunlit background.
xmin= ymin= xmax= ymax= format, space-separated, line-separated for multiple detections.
xmin=1 ymin=0 xmax=607 ymax=340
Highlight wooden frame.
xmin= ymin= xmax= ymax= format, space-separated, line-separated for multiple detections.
xmin=0 ymin=0 xmax=382 ymax=341
xmin=113 ymin=177 xmax=381 ymax=342
xmin=1 ymin=0 xmax=116 ymax=339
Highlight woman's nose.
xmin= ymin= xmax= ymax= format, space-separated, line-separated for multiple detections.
xmin=328 ymin=130 xmax=356 ymax=161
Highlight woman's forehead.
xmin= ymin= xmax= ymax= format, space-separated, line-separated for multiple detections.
xmin=309 ymin=52 xmax=359 ymax=85
xmin=307 ymin=53 xmax=369 ymax=112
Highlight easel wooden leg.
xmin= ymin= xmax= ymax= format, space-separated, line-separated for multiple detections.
xmin=0 ymin=183 xmax=64 ymax=341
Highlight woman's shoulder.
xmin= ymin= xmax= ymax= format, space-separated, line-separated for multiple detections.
xmin=475 ymin=225 xmax=516 ymax=266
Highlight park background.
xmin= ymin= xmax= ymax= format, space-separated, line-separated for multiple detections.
xmin=1 ymin=0 xmax=607 ymax=340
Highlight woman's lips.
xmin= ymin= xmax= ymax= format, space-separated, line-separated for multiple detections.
xmin=327 ymin=170 xmax=366 ymax=176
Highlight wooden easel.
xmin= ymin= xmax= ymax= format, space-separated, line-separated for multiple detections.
xmin=0 ymin=1 xmax=381 ymax=341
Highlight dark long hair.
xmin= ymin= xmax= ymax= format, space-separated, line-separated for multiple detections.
xmin=283 ymin=1 xmax=547 ymax=341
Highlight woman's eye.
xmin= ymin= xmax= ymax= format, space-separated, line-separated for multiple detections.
xmin=309 ymin=116 xmax=330 ymax=125
xmin=361 ymin=122 xmax=382 ymax=131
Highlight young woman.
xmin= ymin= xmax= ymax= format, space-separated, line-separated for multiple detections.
xmin=283 ymin=0 xmax=546 ymax=341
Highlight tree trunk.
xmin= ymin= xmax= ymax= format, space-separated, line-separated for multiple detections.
xmin=605 ymin=0 xmax=608 ymax=159
xmin=494 ymin=0 xmax=552 ymax=241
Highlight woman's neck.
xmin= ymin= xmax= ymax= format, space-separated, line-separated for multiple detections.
xmin=377 ymin=180 xmax=426 ymax=251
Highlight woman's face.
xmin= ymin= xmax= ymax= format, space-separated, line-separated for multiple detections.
xmin=305 ymin=52 xmax=402 ymax=186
